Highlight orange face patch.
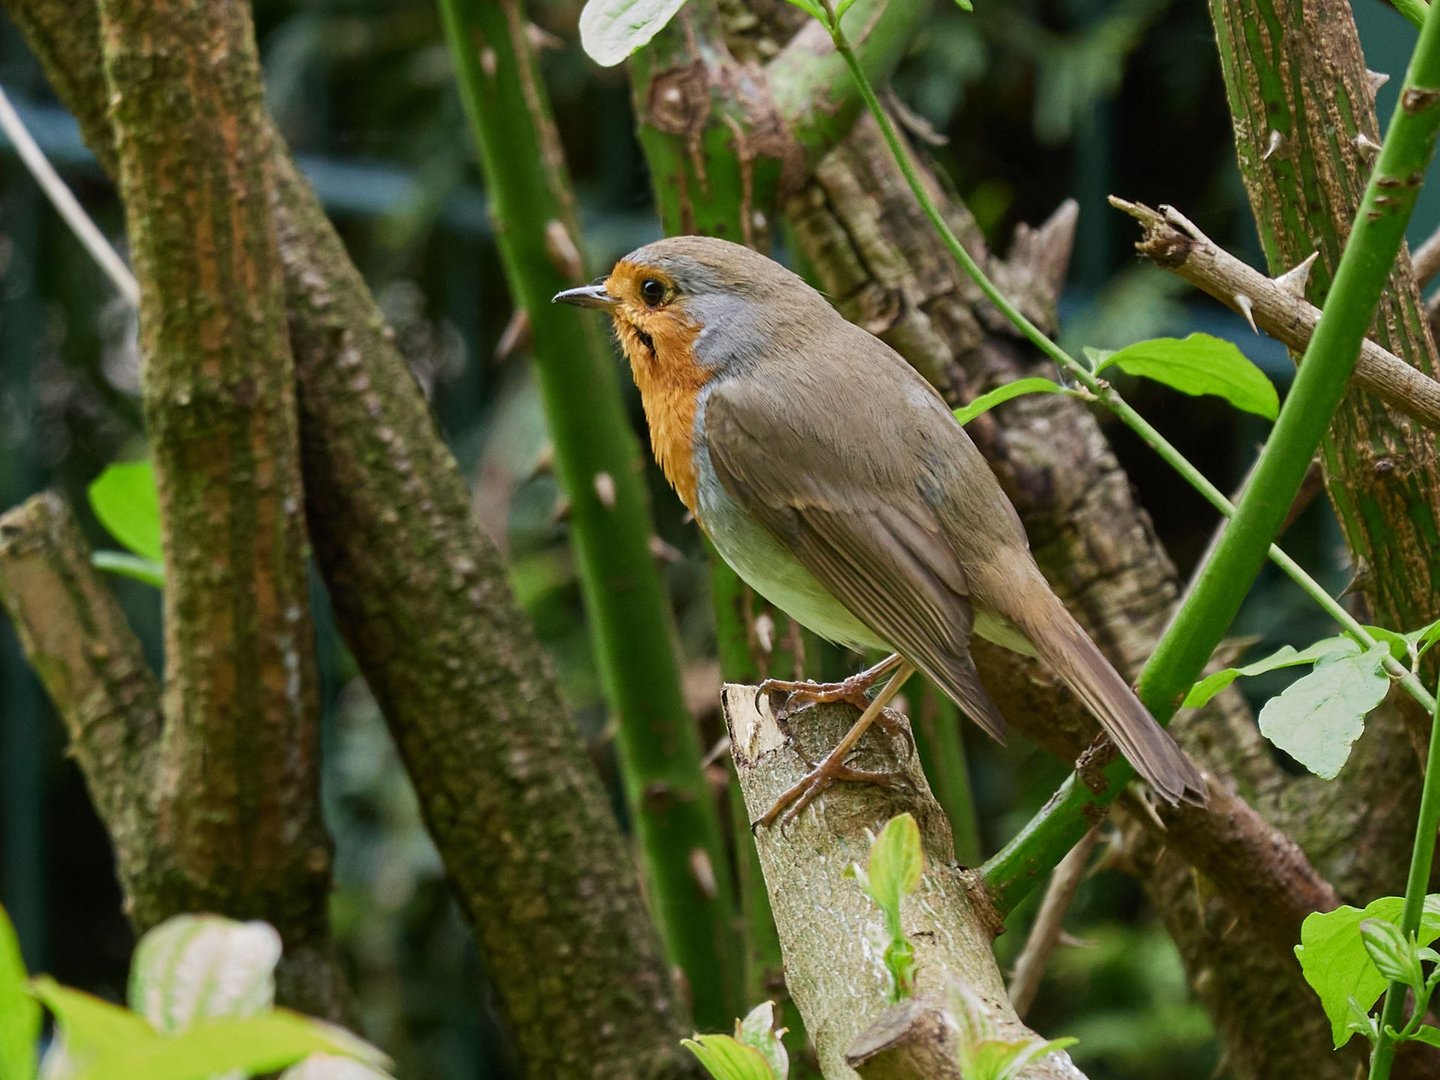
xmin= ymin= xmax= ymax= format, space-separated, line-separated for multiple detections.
xmin=605 ymin=262 xmax=710 ymax=516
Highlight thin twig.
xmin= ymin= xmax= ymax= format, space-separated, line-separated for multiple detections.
xmin=0 ymin=83 xmax=138 ymax=307
xmin=1112 ymin=197 xmax=1440 ymax=433
xmin=1008 ymin=825 xmax=1101 ymax=1018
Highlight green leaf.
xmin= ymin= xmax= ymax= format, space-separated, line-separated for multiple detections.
xmin=578 ymin=0 xmax=690 ymax=67
xmin=91 ymin=551 xmax=165 ymax=589
xmin=0 ymin=907 xmax=38 ymax=1080
xmin=129 ymin=915 xmax=282 ymax=1033
xmin=1408 ymin=1024 xmax=1440 ymax=1048
xmin=682 ymin=1034 xmax=779 ymax=1080
xmin=1092 ymin=333 xmax=1279 ymax=419
xmin=79 ymin=1015 xmax=385 ymax=1080
xmin=88 ymin=462 xmax=163 ymax=564
xmin=1360 ymin=918 xmax=1422 ymax=990
xmin=953 ymin=0 xmax=974 ymax=10
xmin=953 ymin=378 xmax=1067 ymax=425
xmin=1295 ymin=895 xmax=1440 ymax=1046
xmin=861 ymin=814 xmax=924 ymax=932
xmin=1257 ymin=644 xmax=1390 ymax=778
xmin=1409 ymin=617 xmax=1440 ymax=659
xmin=735 ymin=1002 xmax=788 ymax=1080
xmin=1184 ymin=637 xmax=1361 ymax=708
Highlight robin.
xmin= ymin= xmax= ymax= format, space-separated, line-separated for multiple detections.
xmin=555 ymin=235 xmax=1205 ymax=825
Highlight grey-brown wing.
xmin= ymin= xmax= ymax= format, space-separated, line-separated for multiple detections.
xmin=704 ymin=380 xmax=1008 ymax=741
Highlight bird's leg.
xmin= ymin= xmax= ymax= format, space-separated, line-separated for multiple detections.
xmin=756 ymin=662 xmax=917 ymax=829
xmin=757 ymin=652 xmax=905 ymax=726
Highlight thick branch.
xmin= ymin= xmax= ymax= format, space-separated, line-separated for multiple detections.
xmin=4 ymin=1 xmax=698 ymax=1070
xmin=94 ymin=0 xmax=345 ymax=1015
xmin=1112 ymin=197 xmax=1440 ymax=432
xmin=723 ymin=688 xmax=1085 ymax=1080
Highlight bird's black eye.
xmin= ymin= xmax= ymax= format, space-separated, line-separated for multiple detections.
xmin=640 ymin=278 xmax=667 ymax=307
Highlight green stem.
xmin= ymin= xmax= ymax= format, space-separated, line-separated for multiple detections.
xmin=439 ymin=0 xmax=740 ymax=1025
xmin=824 ymin=0 xmax=1440 ymax=911
xmin=912 ymin=680 xmax=982 ymax=865
xmin=1369 ymin=681 xmax=1440 ymax=1079
xmin=1394 ymin=0 xmax=1429 ymax=32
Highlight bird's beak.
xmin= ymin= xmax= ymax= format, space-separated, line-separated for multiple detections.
xmin=552 ymin=283 xmax=617 ymax=310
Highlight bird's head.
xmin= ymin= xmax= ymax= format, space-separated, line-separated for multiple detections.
xmin=553 ymin=235 xmax=833 ymax=378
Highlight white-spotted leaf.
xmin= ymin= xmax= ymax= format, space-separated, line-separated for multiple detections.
xmin=735 ymin=1002 xmax=788 ymax=1080
xmin=130 ymin=915 xmax=282 ymax=1034
xmin=1256 ymin=644 xmax=1390 ymax=778
xmin=579 ymin=0 xmax=689 ymax=67
xmin=280 ymin=1055 xmax=394 ymax=1080
xmin=1092 ymin=333 xmax=1279 ymax=419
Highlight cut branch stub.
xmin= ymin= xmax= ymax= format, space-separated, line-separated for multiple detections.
xmin=723 ymin=686 xmax=1086 ymax=1080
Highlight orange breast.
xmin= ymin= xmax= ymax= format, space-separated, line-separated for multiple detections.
xmin=615 ymin=312 xmax=708 ymax=517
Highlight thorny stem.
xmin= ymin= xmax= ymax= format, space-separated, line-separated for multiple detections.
xmin=820 ymin=0 xmax=1440 ymax=912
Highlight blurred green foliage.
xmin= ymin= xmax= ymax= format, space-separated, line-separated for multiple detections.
xmin=1 ymin=0 xmax=1426 ymax=1076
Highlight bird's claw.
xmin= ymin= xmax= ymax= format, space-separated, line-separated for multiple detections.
xmin=754 ymin=751 xmax=914 ymax=830
xmin=756 ymin=672 xmax=878 ymax=726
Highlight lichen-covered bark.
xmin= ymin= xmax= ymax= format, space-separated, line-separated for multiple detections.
xmin=92 ymin=0 xmax=346 ymax=1016
xmin=724 ymin=688 xmax=1085 ymax=1080
xmin=4 ymin=2 xmax=699 ymax=1072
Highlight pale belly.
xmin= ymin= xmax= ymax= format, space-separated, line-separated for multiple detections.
xmin=693 ymin=443 xmax=1038 ymax=659
xmin=697 ymin=469 xmax=888 ymax=652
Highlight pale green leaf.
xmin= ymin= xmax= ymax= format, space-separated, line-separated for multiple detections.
xmin=91 ymin=551 xmax=165 ymax=588
xmin=1295 ymin=895 xmax=1440 ymax=1046
xmin=130 ymin=915 xmax=282 ymax=1033
xmin=1093 ymin=333 xmax=1279 ymax=419
xmin=0 ymin=907 xmax=38 ymax=1080
xmin=1360 ymin=918 xmax=1421 ymax=989
xmin=954 ymin=0 xmax=973 ymax=10
xmin=682 ymin=1034 xmax=778 ymax=1080
xmin=579 ymin=0 xmax=689 ymax=67
xmin=88 ymin=462 xmax=162 ymax=564
xmin=953 ymin=378 xmax=1066 ymax=425
xmin=1408 ymin=1025 xmax=1440 ymax=1048
xmin=735 ymin=1002 xmax=787 ymax=1080
xmin=1257 ymin=644 xmax=1390 ymax=778
xmin=862 ymin=814 xmax=924 ymax=932
xmin=1184 ymin=637 xmax=1361 ymax=708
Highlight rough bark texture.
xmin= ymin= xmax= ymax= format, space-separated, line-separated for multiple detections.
xmin=90 ymin=0 xmax=346 ymax=1017
xmin=0 ymin=495 xmax=161 ymax=898
xmin=724 ymin=688 xmax=1085 ymax=1080
xmin=1114 ymin=198 xmax=1440 ymax=433
xmin=4 ymin=2 xmax=700 ymax=1074
xmin=1210 ymin=0 xmax=1440 ymax=659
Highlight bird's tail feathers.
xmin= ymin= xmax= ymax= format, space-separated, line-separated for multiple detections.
xmin=1013 ymin=589 xmax=1206 ymax=806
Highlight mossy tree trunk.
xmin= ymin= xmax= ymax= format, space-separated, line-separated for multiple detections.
xmin=3 ymin=0 xmax=700 ymax=1074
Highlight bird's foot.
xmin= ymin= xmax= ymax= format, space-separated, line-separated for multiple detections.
xmin=755 ymin=749 xmax=912 ymax=830
xmin=756 ymin=653 xmax=904 ymax=725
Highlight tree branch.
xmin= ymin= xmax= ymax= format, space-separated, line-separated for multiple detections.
xmin=93 ymin=0 xmax=346 ymax=1017
xmin=4 ymin=1 xmax=699 ymax=1070
xmin=0 ymin=494 xmax=160 ymax=881
xmin=1111 ymin=197 xmax=1440 ymax=433
xmin=723 ymin=688 xmax=1085 ymax=1080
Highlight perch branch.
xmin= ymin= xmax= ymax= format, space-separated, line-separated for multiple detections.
xmin=724 ymin=687 xmax=1085 ymax=1080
